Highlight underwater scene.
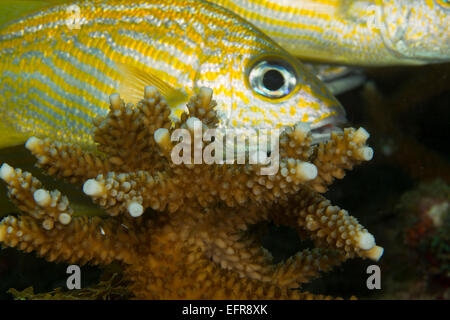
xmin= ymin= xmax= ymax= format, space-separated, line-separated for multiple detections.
xmin=0 ymin=0 xmax=448 ymax=301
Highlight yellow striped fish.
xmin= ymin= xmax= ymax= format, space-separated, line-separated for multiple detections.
xmin=0 ymin=0 xmax=346 ymax=149
xmin=212 ymin=0 xmax=450 ymax=65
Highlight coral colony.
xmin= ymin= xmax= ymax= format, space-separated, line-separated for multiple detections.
xmin=0 ymin=87 xmax=382 ymax=299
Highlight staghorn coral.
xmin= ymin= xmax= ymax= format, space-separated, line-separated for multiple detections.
xmin=0 ymin=87 xmax=382 ymax=299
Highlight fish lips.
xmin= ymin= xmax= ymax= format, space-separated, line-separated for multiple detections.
xmin=310 ymin=109 xmax=348 ymax=145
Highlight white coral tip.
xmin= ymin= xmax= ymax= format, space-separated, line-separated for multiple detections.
xmin=198 ymin=87 xmax=213 ymax=103
xmin=154 ymin=128 xmax=170 ymax=145
xmin=353 ymin=127 xmax=370 ymax=144
xmin=0 ymin=163 xmax=15 ymax=183
xmin=33 ymin=189 xmax=51 ymax=207
xmin=358 ymin=232 xmax=376 ymax=250
xmin=42 ymin=219 xmax=54 ymax=230
xmin=356 ymin=147 xmax=374 ymax=161
xmin=186 ymin=117 xmax=201 ymax=131
xmin=144 ymin=86 xmax=158 ymax=99
xmin=363 ymin=245 xmax=384 ymax=261
xmin=58 ymin=213 xmax=72 ymax=225
xmin=109 ymin=93 xmax=121 ymax=107
xmin=296 ymin=162 xmax=318 ymax=181
xmin=128 ymin=201 xmax=144 ymax=217
xmin=83 ymin=179 xmax=106 ymax=197
xmin=25 ymin=136 xmax=42 ymax=153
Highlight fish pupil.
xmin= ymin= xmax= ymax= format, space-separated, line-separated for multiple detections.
xmin=262 ymin=69 xmax=285 ymax=91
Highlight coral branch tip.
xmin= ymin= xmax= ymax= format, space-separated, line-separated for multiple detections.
xmin=0 ymin=163 xmax=15 ymax=183
xmin=296 ymin=162 xmax=318 ymax=181
xmin=357 ymin=232 xmax=376 ymax=250
xmin=353 ymin=127 xmax=370 ymax=144
xmin=58 ymin=213 xmax=72 ymax=225
xmin=128 ymin=201 xmax=144 ymax=217
xmin=33 ymin=189 xmax=51 ymax=207
xmin=144 ymin=86 xmax=158 ymax=99
xmin=109 ymin=93 xmax=121 ymax=108
xmin=356 ymin=147 xmax=374 ymax=161
xmin=83 ymin=179 xmax=106 ymax=197
xmin=25 ymin=136 xmax=43 ymax=153
xmin=362 ymin=245 xmax=384 ymax=261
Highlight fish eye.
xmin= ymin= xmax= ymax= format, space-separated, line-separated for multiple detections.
xmin=248 ymin=59 xmax=297 ymax=99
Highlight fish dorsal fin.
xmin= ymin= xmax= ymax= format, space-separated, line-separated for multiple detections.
xmin=117 ymin=62 xmax=188 ymax=110
xmin=0 ymin=0 xmax=70 ymax=28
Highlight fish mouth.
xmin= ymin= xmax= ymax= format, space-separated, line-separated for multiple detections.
xmin=310 ymin=124 xmax=343 ymax=145
xmin=310 ymin=112 xmax=347 ymax=145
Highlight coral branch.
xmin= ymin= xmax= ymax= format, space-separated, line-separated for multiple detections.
xmin=310 ymin=127 xmax=373 ymax=193
xmin=272 ymin=190 xmax=383 ymax=261
xmin=0 ymin=215 xmax=138 ymax=265
xmin=0 ymin=163 xmax=73 ymax=228
xmin=0 ymin=86 xmax=381 ymax=299
xmin=25 ymin=137 xmax=112 ymax=184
